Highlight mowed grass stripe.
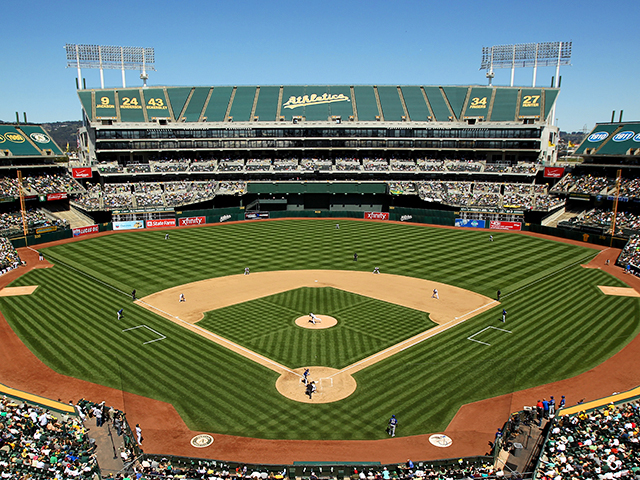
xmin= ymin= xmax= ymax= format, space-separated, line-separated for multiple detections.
xmin=2 ymin=220 xmax=634 ymax=439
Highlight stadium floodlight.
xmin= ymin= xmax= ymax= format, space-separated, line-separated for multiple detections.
xmin=480 ymin=41 xmax=572 ymax=87
xmin=65 ymin=43 xmax=156 ymax=89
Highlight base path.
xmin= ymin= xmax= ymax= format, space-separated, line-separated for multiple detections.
xmin=138 ymin=270 xmax=496 ymax=402
xmin=140 ymin=270 xmax=495 ymax=325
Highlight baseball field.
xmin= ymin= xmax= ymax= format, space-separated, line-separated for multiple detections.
xmin=0 ymin=219 xmax=638 ymax=441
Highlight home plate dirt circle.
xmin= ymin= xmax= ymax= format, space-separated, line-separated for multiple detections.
xmin=276 ymin=367 xmax=357 ymax=403
xmin=294 ymin=314 xmax=338 ymax=329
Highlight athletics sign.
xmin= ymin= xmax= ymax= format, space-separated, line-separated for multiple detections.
xmin=364 ymin=212 xmax=389 ymax=221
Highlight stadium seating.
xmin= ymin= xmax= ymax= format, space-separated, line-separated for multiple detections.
xmin=536 ymin=400 xmax=640 ymax=479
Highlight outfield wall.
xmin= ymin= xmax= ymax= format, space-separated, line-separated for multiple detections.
xmin=9 ymin=208 xmax=627 ymax=250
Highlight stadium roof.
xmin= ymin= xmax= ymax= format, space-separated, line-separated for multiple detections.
xmin=0 ymin=124 xmax=64 ymax=158
xmin=575 ymin=122 xmax=640 ymax=157
xmin=78 ymin=85 xmax=559 ymax=125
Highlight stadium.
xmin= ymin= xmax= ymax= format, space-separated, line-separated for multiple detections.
xmin=0 ymin=43 xmax=639 ymax=480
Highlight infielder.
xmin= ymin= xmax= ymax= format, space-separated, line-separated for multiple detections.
xmin=432 ymin=289 xmax=439 ymax=299
xmin=179 ymin=293 xmax=186 ymax=302
xmin=244 ymin=267 xmax=250 ymax=275
xmin=373 ymin=267 xmax=380 ymax=274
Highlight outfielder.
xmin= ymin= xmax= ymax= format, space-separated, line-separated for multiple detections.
xmin=387 ymin=415 xmax=397 ymax=437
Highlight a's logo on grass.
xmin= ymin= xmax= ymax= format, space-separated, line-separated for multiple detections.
xmin=429 ymin=434 xmax=453 ymax=447
xmin=190 ymin=434 xmax=214 ymax=448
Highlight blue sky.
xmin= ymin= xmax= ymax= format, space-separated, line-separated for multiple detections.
xmin=1 ymin=0 xmax=638 ymax=132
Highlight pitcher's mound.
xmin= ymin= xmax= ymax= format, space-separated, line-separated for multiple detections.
xmin=276 ymin=367 xmax=357 ymax=403
xmin=294 ymin=315 xmax=337 ymax=329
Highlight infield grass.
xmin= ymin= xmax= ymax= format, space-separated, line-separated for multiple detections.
xmin=1 ymin=219 xmax=638 ymax=440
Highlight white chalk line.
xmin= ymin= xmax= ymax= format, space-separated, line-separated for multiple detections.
xmin=136 ymin=299 xmax=298 ymax=377
xmin=331 ymin=300 xmax=497 ymax=378
xmin=122 ymin=324 xmax=166 ymax=345
xmin=502 ymin=250 xmax=600 ymax=300
xmin=467 ymin=326 xmax=512 ymax=347
xmin=42 ymin=253 xmax=130 ymax=297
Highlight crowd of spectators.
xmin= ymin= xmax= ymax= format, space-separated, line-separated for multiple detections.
xmin=0 ymin=237 xmax=22 ymax=273
xmin=412 ymin=181 xmax=564 ymax=211
xmin=113 ymin=456 xmax=503 ymax=480
xmin=536 ymin=400 xmax=640 ymax=480
xmin=0 ymin=395 xmax=99 ymax=479
xmin=75 ymin=181 xmax=219 ymax=210
xmin=618 ymin=235 xmax=640 ymax=268
xmin=551 ymin=174 xmax=615 ymax=195
xmin=23 ymin=174 xmax=84 ymax=195
xmin=560 ymin=209 xmax=640 ymax=235
xmin=90 ymin=159 xmax=541 ymax=175
xmin=0 ymin=173 xmax=83 ymax=197
xmin=0 ymin=209 xmax=66 ymax=233
xmin=388 ymin=182 xmax=417 ymax=195
xmin=217 ymin=182 xmax=247 ymax=195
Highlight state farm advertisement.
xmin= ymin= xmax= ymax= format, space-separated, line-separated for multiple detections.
xmin=47 ymin=192 xmax=67 ymax=201
xmin=146 ymin=219 xmax=176 ymax=228
xmin=72 ymin=167 xmax=92 ymax=178
xmin=73 ymin=224 xmax=99 ymax=237
xmin=364 ymin=211 xmax=389 ymax=220
xmin=544 ymin=167 xmax=565 ymax=178
xmin=489 ymin=221 xmax=522 ymax=231
xmin=179 ymin=216 xmax=206 ymax=226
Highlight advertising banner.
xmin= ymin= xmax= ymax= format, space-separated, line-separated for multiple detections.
xmin=455 ymin=219 xmax=486 ymax=229
xmin=544 ymin=167 xmax=565 ymax=178
xmin=46 ymin=192 xmax=68 ymax=201
xmin=72 ymin=167 xmax=92 ymax=179
xmin=489 ymin=220 xmax=522 ymax=231
xmin=35 ymin=226 xmax=57 ymax=234
xmin=73 ymin=224 xmax=99 ymax=237
xmin=113 ymin=220 xmax=145 ymax=230
xmin=178 ymin=216 xmax=206 ymax=226
xmin=146 ymin=218 xmax=176 ymax=228
xmin=364 ymin=211 xmax=389 ymax=220
xmin=244 ymin=212 xmax=270 ymax=220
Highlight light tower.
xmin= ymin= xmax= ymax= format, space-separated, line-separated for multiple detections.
xmin=480 ymin=41 xmax=572 ymax=88
xmin=65 ymin=44 xmax=156 ymax=89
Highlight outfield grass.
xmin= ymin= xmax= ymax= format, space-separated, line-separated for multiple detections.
xmin=0 ymin=219 xmax=638 ymax=440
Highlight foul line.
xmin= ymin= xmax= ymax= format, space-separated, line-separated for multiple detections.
xmin=122 ymin=324 xmax=166 ymax=345
xmin=331 ymin=300 xmax=497 ymax=378
xmin=42 ymin=254 xmax=130 ymax=297
xmin=136 ymin=299 xmax=298 ymax=377
xmin=502 ymin=251 xmax=600 ymax=300
xmin=467 ymin=326 xmax=512 ymax=346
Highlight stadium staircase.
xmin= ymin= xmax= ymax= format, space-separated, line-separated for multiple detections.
xmin=47 ymin=205 xmax=95 ymax=229
xmin=542 ymin=207 xmax=583 ymax=228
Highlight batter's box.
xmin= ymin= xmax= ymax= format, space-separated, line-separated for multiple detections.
xmin=467 ymin=326 xmax=512 ymax=346
xmin=122 ymin=324 xmax=166 ymax=345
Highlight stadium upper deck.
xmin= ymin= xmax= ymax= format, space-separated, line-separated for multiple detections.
xmin=78 ymin=84 xmax=560 ymax=167
xmin=574 ymin=122 xmax=640 ymax=160
xmin=0 ymin=125 xmax=64 ymax=163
